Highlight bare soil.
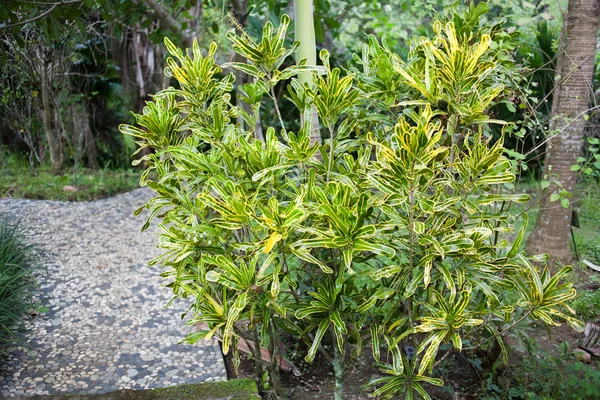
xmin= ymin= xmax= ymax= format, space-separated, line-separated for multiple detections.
xmin=237 ymin=325 xmax=586 ymax=400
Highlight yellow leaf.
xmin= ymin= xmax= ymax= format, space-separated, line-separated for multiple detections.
xmin=264 ymin=232 xmax=283 ymax=253
xmin=31 ymin=90 xmax=38 ymax=98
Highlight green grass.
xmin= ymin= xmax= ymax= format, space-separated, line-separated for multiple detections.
xmin=0 ymin=167 xmax=140 ymax=201
xmin=10 ymin=378 xmax=261 ymax=399
xmin=0 ymin=218 xmax=34 ymax=344
xmin=574 ymin=183 xmax=600 ymax=265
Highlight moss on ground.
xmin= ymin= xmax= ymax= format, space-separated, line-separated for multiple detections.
xmin=145 ymin=379 xmax=260 ymax=399
xmin=17 ymin=379 xmax=260 ymax=400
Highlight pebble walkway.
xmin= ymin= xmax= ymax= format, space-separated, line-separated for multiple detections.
xmin=0 ymin=188 xmax=226 ymax=398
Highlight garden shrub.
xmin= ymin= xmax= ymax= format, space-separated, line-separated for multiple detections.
xmin=0 ymin=217 xmax=33 ymax=344
xmin=122 ymin=3 xmax=580 ymax=399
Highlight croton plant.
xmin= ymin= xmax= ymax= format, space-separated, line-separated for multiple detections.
xmin=121 ymin=3 xmax=579 ymax=399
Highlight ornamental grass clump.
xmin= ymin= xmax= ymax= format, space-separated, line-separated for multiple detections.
xmin=122 ymin=4 xmax=579 ymax=399
xmin=0 ymin=218 xmax=34 ymax=344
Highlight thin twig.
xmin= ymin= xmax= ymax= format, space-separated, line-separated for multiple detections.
xmin=0 ymin=0 xmax=84 ymax=30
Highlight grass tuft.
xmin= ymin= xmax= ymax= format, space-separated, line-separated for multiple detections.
xmin=0 ymin=217 xmax=34 ymax=344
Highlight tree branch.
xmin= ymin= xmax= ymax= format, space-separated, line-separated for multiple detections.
xmin=0 ymin=0 xmax=84 ymax=31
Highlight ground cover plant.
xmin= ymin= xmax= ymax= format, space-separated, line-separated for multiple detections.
xmin=124 ymin=4 xmax=581 ymax=399
xmin=491 ymin=342 xmax=600 ymax=400
xmin=0 ymin=217 xmax=33 ymax=344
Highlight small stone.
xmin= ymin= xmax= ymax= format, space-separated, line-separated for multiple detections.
xmin=127 ymin=369 xmax=138 ymax=378
xmin=165 ymin=370 xmax=178 ymax=378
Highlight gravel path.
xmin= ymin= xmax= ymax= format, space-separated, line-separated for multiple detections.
xmin=0 ymin=188 xmax=226 ymax=398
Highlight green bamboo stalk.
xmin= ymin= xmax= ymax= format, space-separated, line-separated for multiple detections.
xmin=294 ymin=0 xmax=317 ymax=86
xmin=294 ymin=0 xmax=321 ymax=147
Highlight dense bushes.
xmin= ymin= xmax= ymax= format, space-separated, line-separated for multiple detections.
xmin=124 ymin=4 xmax=579 ymax=399
xmin=0 ymin=217 xmax=33 ymax=344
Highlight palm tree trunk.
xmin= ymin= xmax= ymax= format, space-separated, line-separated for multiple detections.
xmin=527 ymin=0 xmax=600 ymax=264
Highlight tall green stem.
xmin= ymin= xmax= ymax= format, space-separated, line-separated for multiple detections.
xmin=294 ymin=0 xmax=321 ymax=147
xmin=294 ymin=0 xmax=316 ymax=86
xmin=327 ymin=125 xmax=334 ymax=181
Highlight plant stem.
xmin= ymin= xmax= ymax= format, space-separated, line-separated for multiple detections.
xmin=463 ymin=309 xmax=534 ymax=351
xmin=406 ymin=179 xmax=417 ymax=348
xmin=250 ymin=327 xmax=266 ymax=396
xmin=331 ymin=328 xmax=345 ymax=400
xmin=268 ymin=322 xmax=285 ymax=398
xmin=270 ymin=86 xmax=286 ymax=133
xmin=327 ymin=125 xmax=334 ymax=181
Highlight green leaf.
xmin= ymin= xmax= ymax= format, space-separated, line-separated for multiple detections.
xmin=370 ymin=324 xmax=380 ymax=361
xmin=414 ymin=221 xmax=425 ymax=234
xmin=305 ymin=320 xmax=330 ymax=362
xmin=418 ymin=330 xmax=446 ymax=376
xmin=330 ymin=310 xmax=347 ymax=334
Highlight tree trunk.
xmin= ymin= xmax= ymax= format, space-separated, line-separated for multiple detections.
xmin=39 ymin=50 xmax=63 ymax=172
xmin=72 ymin=102 xmax=98 ymax=169
xmin=184 ymin=2 xmax=203 ymax=47
xmin=85 ymin=128 xmax=98 ymax=169
xmin=527 ymin=0 xmax=600 ymax=264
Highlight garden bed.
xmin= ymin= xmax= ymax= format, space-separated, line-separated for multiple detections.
xmin=236 ymin=325 xmax=598 ymax=399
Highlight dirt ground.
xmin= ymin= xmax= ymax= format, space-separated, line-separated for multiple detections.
xmin=237 ymin=324 xmax=589 ymax=400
